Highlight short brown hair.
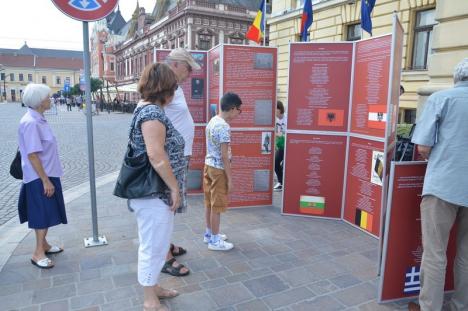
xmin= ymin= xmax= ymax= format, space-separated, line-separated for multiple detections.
xmin=137 ymin=63 xmax=178 ymax=105
xmin=277 ymin=100 xmax=284 ymax=114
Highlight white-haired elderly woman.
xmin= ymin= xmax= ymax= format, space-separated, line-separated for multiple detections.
xmin=17 ymin=83 xmax=67 ymax=269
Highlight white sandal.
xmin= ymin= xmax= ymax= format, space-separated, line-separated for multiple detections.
xmin=45 ymin=245 xmax=63 ymax=255
xmin=31 ymin=257 xmax=54 ymax=269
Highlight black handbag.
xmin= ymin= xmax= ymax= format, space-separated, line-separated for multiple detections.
xmin=113 ymin=105 xmax=167 ymax=199
xmin=10 ymin=149 xmax=23 ymax=180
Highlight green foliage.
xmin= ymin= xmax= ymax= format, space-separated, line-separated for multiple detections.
xmin=397 ymin=123 xmax=414 ymax=138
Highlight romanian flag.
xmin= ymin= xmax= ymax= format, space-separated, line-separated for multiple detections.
xmin=300 ymin=0 xmax=313 ymax=42
xmin=246 ymin=0 xmax=266 ymax=44
xmin=299 ymin=195 xmax=325 ymax=215
xmin=355 ymin=209 xmax=373 ymax=231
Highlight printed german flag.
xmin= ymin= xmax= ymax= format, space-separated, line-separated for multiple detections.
xmin=299 ymin=195 xmax=325 ymax=215
xmin=355 ymin=209 xmax=373 ymax=231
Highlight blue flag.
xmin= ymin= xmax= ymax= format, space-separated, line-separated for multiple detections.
xmin=361 ymin=0 xmax=376 ymax=35
xmin=300 ymin=0 xmax=313 ymax=42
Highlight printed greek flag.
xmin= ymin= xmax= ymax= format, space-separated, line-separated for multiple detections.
xmin=404 ymin=266 xmax=421 ymax=294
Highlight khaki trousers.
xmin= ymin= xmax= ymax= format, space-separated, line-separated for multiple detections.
xmin=419 ymin=195 xmax=468 ymax=311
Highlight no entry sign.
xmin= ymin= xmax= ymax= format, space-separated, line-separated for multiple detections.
xmin=51 ymin=0 xmax=118 ymax=21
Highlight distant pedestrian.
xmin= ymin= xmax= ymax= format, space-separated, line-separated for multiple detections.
xmin=66 ymin=97 xmax=72 ymax=111
xmin=203 ymin=92 xmax=242 ymax=251
xmin=121 ymin=63 xmax=182 ymax=311
xmin=17 ymin=83 xmax=67 ymax=269
xmin=408 ymin=58 xmax=468 ymax=311
xmin=274 ymin=100 xmax=287 ymax=191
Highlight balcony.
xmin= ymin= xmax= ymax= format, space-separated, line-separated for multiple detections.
xmin=168 ymin=0 xmax=249 ymax=18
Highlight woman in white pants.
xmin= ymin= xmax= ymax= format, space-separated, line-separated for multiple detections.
xmin=127 ymin=63 xmax=186 ymax=311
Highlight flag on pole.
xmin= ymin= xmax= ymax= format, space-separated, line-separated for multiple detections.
xmin=361 ymin=0 xmax=376 ymax=35
xmin=300 ymin=0 xmax=313 ymax=42
xmin=246 ymin=0 xmax=266 ymax=44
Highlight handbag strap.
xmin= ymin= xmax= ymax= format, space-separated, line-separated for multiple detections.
xmin=128 ymin=103 xmax=165 ymax=147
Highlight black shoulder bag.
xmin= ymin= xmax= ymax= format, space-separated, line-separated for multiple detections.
xmin=10 ymin=149 xmax=23 ymax=180
xmin=113 ymin=105 xmax=167 ymax=199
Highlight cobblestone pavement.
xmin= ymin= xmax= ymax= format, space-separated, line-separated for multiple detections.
xmin=0 ymin=102 xmax=132 ymax=226
xmin=0 ymin=182 xmax=414 ymax=311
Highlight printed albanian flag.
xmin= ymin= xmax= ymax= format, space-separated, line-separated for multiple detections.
xmin=300 ymin=0 xmax=313 ymax=42
xmin=246 ymin=0 xmax=266 ymax=43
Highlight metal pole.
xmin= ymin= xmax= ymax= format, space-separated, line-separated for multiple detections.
xmin=82 ymin=21 xmax=107 ymax=247
xmin=262 ymin=0 xmax=267 ymax=46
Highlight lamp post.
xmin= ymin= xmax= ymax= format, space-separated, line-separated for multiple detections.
xmin=0 ymin=64 xmax=6 ymax=102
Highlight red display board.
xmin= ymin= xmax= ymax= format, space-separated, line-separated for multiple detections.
xmin=155 ymin=50 xmax=208 ymax=123
xmin=283 ymin=134 xmax=347 ymax=218
xmin=187 ymin=126 xmax=206 ymax=194
xmin=379 ymin=162 xmax=456 ymax=302
xmin=343 ymin=137 xmax=384 ymax=237
xmin=221 ymin=45 xmax=277 ymax=128
xmin=350 ymin=35 xmax=392 ymax=138
xmin=229 ymin=130 xmax=274 ymax=207
xmin=208 ymin=46 xmax=221 ymax=121
xmin=287 ymin=43 xmax=353 ymax=132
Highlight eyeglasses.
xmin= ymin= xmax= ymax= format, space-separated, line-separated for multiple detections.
xmin=236 ymin=107 xmax=242 ymax=114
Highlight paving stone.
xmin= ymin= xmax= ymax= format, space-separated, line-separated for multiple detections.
xmin=334 ymin=282 xmax=377 ymax=307
xmin=0 ymin=283 xmax=22 ymax=297
xmin=79 ymin=269 xmax=101 ymax=282
xmin=278 ymin=266 xmax=321 ymax=287
xmin=307 ymin=280 xmax=340 ymax=295
xmin=39 ymin=300 xmax=69 ymax=311
xmin=242 ymin=274 xmax=289 ymax=298
xmin=201 ymin=278 xmax=228 ymax=289
xmin=100 ymin=298 xmax=133 ymax=311
xmin=358 ymin=300 xmax=406 ymax=310
xmin=181 ymin=271 xmax=209 ymax=285
xmin=330 ymin=274 xmax=362 ymax=289
xmin=204 ymin=266 xmax=233 ymax=280
xmin=80 ymin=255 xmax=113 ymax=270
xmin=104 ymin=286 xmax=136 ymax=302
xmin=235 ymin=299 xmax=270 ymax=311
xmin=263 ymin=286 xmax=315 ymax=309
xmin=185 ymin=257 xmax=220 ymax=272
xmin=32 ymin=284 xmax=76 ymax=304
xmin=224 ymin=272 xmax=250 ymax=284
xmin=70 ymin=292 xmax=105 ymax=310
xmin=207 ymin=283 xmax=253 ymax=308
xmin=52 ymin=273 xmax=78 ymax=287
xmin=19 ymin=306 xmax=40 ymax=311
xmin=168 ymin=290 xmax=218 ymax=311
xmin=76 ymin=278 xmax=113 ymax=295
xmin=112 ymin=272 xmax=138 ymax=287
xmin=23 ymin=278 xmax=52 ymax=291
xmin=1 ymin=290 xmax=34 ymax=310
xmin=291 ymin=295 xmax=345 ymax=311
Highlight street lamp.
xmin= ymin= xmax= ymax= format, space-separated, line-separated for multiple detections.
xmin=0 ymin=64 xmax=6 ymax=102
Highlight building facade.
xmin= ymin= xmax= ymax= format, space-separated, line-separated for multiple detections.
xmin=90 ymin=0 xmax=269 ymax=101
xmin=0 ymin=43 xmax=83 ymax=102
xmin=268 ymin=0 xmax=468 ymax=123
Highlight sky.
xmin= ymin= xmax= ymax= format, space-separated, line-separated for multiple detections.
xmin=0 ymin=0 xmax=156 ymax=51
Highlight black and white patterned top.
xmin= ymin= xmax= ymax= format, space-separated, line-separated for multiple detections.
xmin=130 ymin=102 xmax=185 ymax=206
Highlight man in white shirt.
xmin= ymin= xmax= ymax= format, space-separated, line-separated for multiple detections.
xmin=160 ymin=48 xmax=201 ymax=277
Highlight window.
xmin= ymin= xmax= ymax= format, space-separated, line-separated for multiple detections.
xmin=412 ymin=9 xmax=436 ymax=70
xmin=110 ymin=62 xmax=114 ymax=71
xmin=0 ymin=73 xmax=4 ymax=80
xmin=346 ymin=23 xmax=361 ymax=41
xmin=404 ymin=109 xmax=417 ymax=124
xmin=56 ymin=76 xmax=61 ymax=85
xmin=28 ymin=74 xmax=33 ymax=82
xmin=230 ymin=38 xmax=243 ymax=44
xmin=10 ymin=73 xmax=14 ymax=81
xmin=198 ymin=34 xmax=212 ymax=50
xmin=19 ymin=73 xmax=24 ymax=81
xmin=42 ymin=76 xmax=47 ymax=84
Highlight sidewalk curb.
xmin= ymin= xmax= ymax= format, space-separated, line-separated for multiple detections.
xmin=0 ymin=171 xmax=119 ymax=272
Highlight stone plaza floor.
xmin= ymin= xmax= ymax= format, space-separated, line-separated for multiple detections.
xmin=0 ymin=179 xmax=411 ymax=311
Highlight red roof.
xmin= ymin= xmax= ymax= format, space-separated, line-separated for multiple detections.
xmin=0 ymin=54 xmax=83 ymax=70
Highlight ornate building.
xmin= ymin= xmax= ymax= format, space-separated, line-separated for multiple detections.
xmin=268 ymin=0 xmax=468 ymax=123
xmin=90 ymin=0 xmax=270 ymax=100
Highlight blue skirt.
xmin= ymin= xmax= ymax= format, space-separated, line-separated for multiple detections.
xmin=18 ymin=177 xmax=68 ymax=229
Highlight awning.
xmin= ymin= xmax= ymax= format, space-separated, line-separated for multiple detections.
xmin=116 ymin=83 xmax=138 ymax=93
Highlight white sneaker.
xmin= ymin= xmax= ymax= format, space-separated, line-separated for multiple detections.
xmin=208 ymin=239 xmax=234 ymax=251
xmin=203 ymin=233 xmax=227 ymax=244
xmin=274 ymin=183 xmax=282 ymax=191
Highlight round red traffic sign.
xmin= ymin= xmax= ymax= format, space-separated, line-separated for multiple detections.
xmin=51 ymin=0 xmax=119 ymax=22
